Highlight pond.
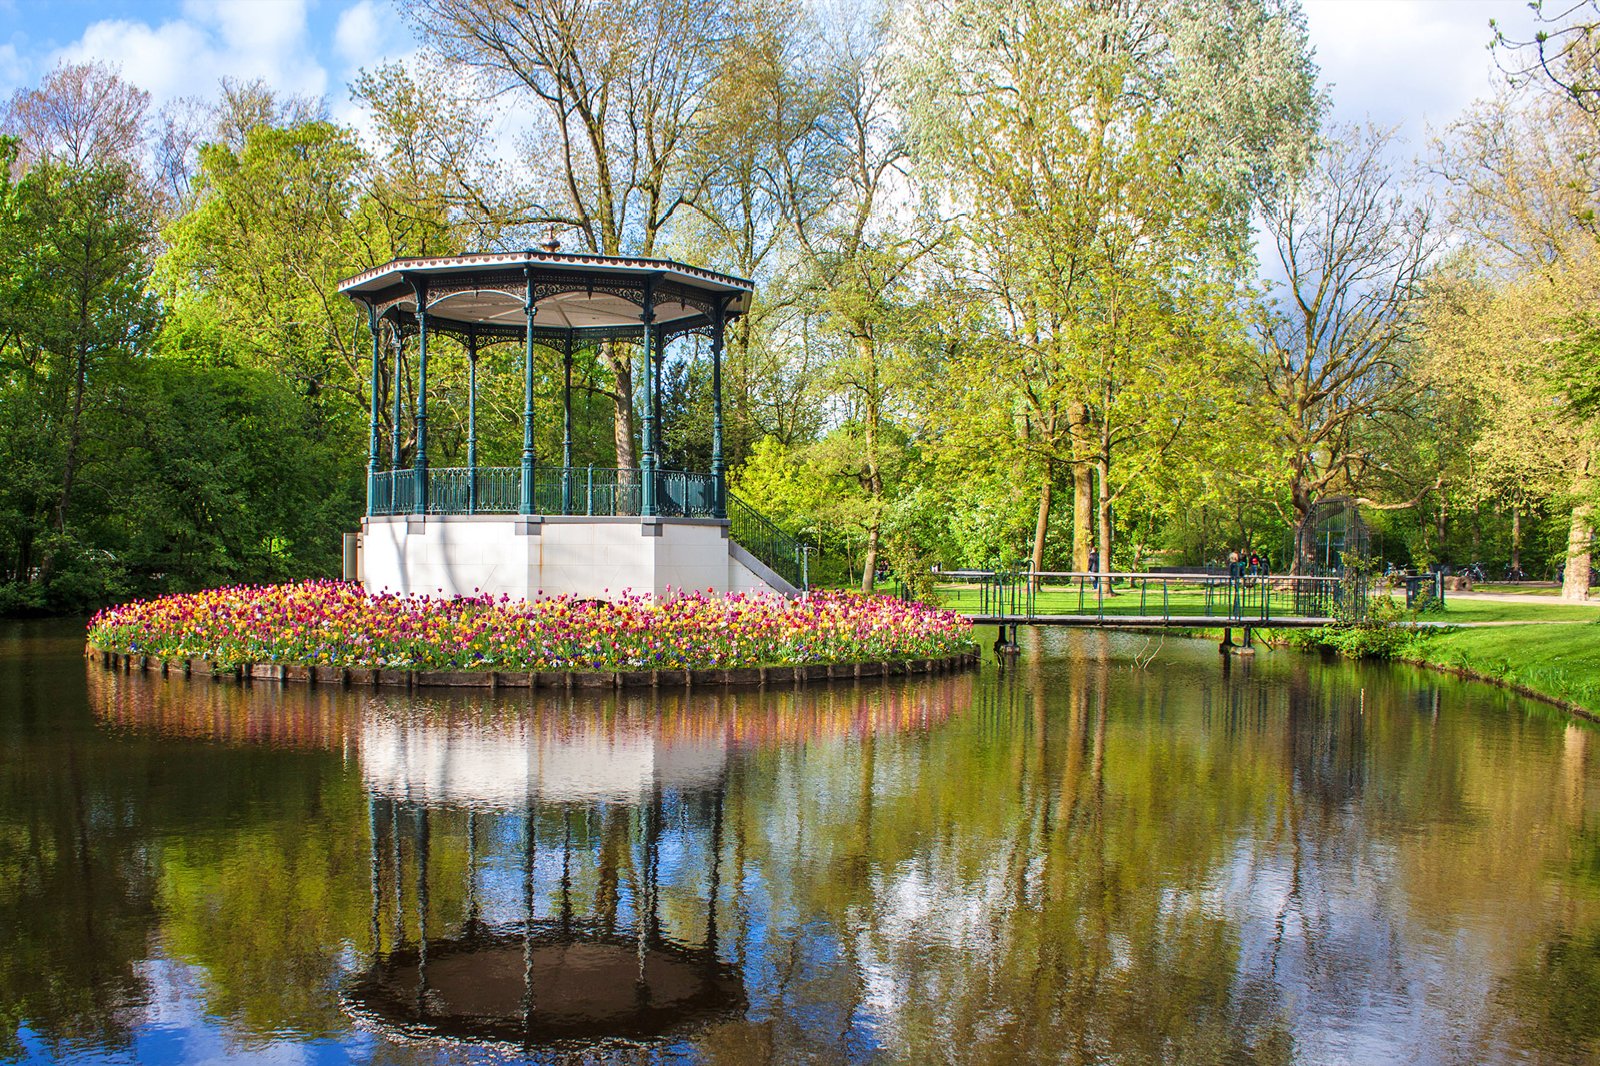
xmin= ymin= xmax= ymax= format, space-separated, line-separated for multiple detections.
xmin=3 ymin=618 xmax=1600 ymax=1065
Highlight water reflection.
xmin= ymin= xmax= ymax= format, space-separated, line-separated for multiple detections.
xmin=85 ymin=664 xmax=968 ymax=1057
xmin=2 ymin=623 xmax=1598 ymax=1063
xmin=348 ymin=702 xmax=754 ymax=1050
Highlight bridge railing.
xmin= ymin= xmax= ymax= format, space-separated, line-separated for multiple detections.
xmin=906 ymin=569 xmax=1366 ymax=623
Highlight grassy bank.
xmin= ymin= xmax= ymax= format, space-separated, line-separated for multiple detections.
xmin=1290 ymin=594 xmax=1600 ymax=717
xmin=1401 ymin=624 xmax=1600 ymax=715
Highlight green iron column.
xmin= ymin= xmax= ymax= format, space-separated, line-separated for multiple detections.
xmin=653 ymin=323 xmax=666 ymax=509
xmin=408 ymin=275 xmax=430 ymax=514
xmin=366 ymin=303 xmax=381 ymax=516
xmin=639 ymin=277 xmax=658 ymax=516
xmin=711 ymin=299 xmax=726 ymax=519
xmin=521 ymin=267 xmax=537 ymax=515
xmin=390 ymin=326 xmax=403 ymax=472
xmin=561 ymin=332 xmax=574 ymax=515
xmin=467 ymin=327 xmax=478 ymax=515
xmin=652 ymin=324 xmax=664 ymax=458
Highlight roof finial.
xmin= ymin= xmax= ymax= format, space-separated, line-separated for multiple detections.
xmin=540 ymin=225 xmax=562 ymax=254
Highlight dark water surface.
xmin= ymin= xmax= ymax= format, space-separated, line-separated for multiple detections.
xmin=5 ymin=619 xmax=1600 ymax=1065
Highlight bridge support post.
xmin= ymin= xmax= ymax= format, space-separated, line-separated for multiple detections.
xmin=1219 ymin=627 xmax=1234 ymax=654
xmin=994 ymin=622 xmax=1021 ymax=657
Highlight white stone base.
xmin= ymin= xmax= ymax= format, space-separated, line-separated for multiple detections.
xmin=358 ymin=515 xmax=795 ymax=601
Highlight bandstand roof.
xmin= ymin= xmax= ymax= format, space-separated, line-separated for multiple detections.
xmin=339 ymin=250 xmax=754 ymax=344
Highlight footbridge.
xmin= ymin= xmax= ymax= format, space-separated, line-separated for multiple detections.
xmin=913 ymin=569 xmax=1383 ymax=651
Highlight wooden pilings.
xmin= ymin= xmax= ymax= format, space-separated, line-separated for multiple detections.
xmin=87 ymin=644 xmax=981 ymax=690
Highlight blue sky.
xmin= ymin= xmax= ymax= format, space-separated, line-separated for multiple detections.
xmin=0 ymin=0 xmax=1543 ymax=153
xmin=0 ymin=0 xmax=417 ymax=129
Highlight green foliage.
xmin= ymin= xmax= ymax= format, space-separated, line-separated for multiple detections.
xmin=0 ymin=142 xmax=161 ymax=612
xmin=1288 ymin=588 xmax=1426 ymax=659
xmin=156 ymin=120 xmax=370 ymax=418
xmin=0 ymin=126 xmax=368 ymax=614
xmin=109 ymin=361 xmax=357 ymax=590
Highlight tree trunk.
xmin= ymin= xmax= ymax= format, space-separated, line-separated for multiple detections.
xmin=606 ymin=344 xmax=636 ymax=470
xmin=1434 ymin=486 xmax=1447 ymax=560
xmin=55 ymin=302 xmax=93 ymax=540
xmin=1096 ymin=456 xmax=1113 ymax=590
xmin=860 ymin=522 xmax=881 ymax=594
xmin=1290 ymin=482 xmax=1314 ymax=575
xmin=1563 ymin=502 xmax=1593 ymax=601
xmin=1563 ymin=448 xmax=1594 ymax=601
xmin=1511 ymin=505 xmax=1522 ymax=573
xmin=856 ymin=335 xmax=884 ymax=594
xmin=1031 ymin=462 xmax=1052 ymax=588
xmin=1069 ymin=402 xmax=1092 ymax=570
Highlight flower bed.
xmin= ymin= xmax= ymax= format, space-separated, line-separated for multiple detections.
xmin=86 ymin=581 xmax=976 ymax=673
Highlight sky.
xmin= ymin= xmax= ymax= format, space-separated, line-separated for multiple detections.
xmin=0 ymin=0 xmax=1543 ymax=152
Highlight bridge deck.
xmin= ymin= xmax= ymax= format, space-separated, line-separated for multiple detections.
xmin=963 ymin=615 xmax=1337 ymax=629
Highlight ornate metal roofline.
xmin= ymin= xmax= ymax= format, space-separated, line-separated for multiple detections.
xmin=339 ymin=250 xmax=754 ymax=298
xmin=381 ymin=308 xmax=716 ymax=346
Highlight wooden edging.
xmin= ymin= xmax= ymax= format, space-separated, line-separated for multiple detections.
xmin=86 ymin=645 xmax=981 ymax=690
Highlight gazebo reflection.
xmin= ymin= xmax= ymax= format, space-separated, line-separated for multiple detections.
xmin=350 ymin=706 xmax=741 ymax=1050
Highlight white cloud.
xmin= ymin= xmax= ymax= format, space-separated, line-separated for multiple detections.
xmin=1302 ymin=0 xmax=1527 ymax=146
xmin=326 ymin=0 xmax=429 ymax=136
xmin=333 ymin=0 xmax=384 ymax=68
xmin=56 ymin=18 xmax=215 ymax=103
xmin=52 ymin=0 xmax=327 ymax=109
xmin=0 ymin=42 xmax=25 ymax=97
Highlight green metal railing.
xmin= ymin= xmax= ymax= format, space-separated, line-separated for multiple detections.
xmin=654 ymin=469 xmax=719 ymax=518
xmin=370 ymin=466 xmax=721 ymax=519
xmin=425 ymin=467 xmax=521 ymax=514
xmin=368 ymin=467 xmax=809 ymax=590
xmin=903 ymin=569 xmax=1366 ymax=623
xmin=728 ymin=492 xmax=805 ymax=589
xmin=369 ymin=470 xmax=420 ymax=515
xmin=526 ymin=467 xmax=639 ymax=516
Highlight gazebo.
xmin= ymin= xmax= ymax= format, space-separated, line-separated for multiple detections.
xmin=339 ymin=249 xmax=801 ymax=600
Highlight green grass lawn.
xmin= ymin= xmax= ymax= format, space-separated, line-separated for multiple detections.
xmin=1407 ymin=623 xmax=1600 ymax=712
xmin=1430 ymin=598 xmax=1600 ymax=623
xmin=1472 ymin=583 xmax=1563 ymax=596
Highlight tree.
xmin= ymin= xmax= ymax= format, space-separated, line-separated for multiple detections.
xmin=1435 ymin=55 xmax=1600 ymax=598
xmin=898 ymin=0 xmax=1319 ymax=583
xmin=773 ymin=14 xmax=942 ymax=590
xmin=410 ymin=0 xmax=740 ymax=471
xmin=153 ymin=78 xmax=328 ymax=213
xmin=1252 ymin=125 xmax=1435 ymax=572
xmin=673 ymin=0 xmax=832 ymax=465
xmin=352 ymin=60 xmax=511 ymax=255
xmin=2 ymin=61 xmax=148 ymax=174
xmin=0 ymin=139 xmax=161 ymax=606
xmin=1493 ymin=0 xmax=1600 ymax=111
xmin=156 ymin=120 xmax=371 ymax=421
